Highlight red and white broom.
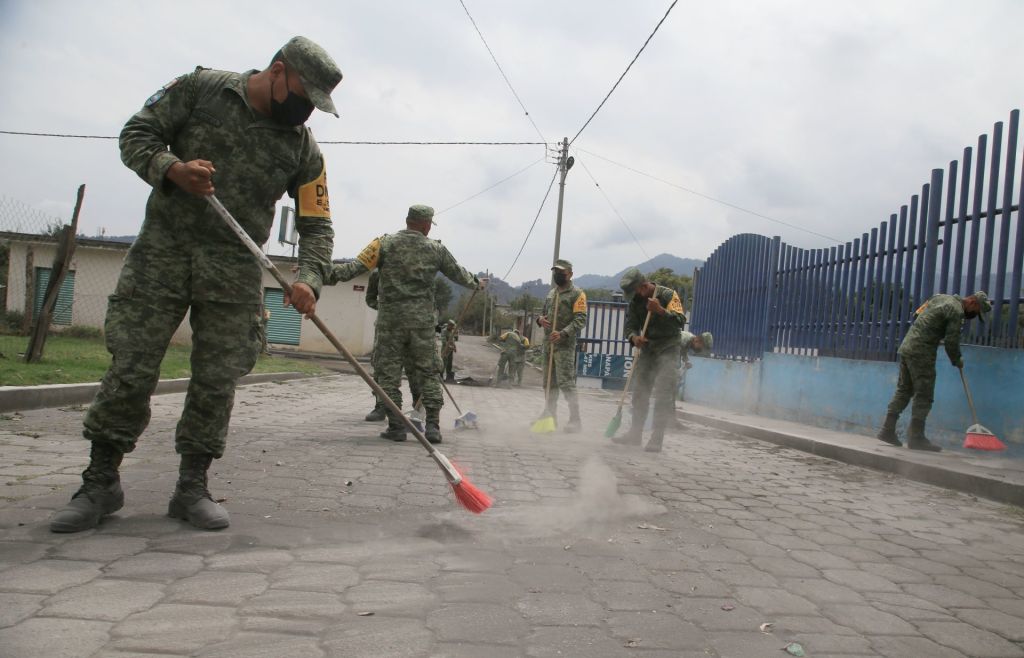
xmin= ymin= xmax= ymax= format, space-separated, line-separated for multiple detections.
xmin=207 ymin=195 xmax=492 ymax=513
xmin=958 ymin=365 xmax=1006 ymax=452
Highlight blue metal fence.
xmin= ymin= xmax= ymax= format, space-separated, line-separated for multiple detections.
xmin=691 ymin=109 xmax=1024 ymax=361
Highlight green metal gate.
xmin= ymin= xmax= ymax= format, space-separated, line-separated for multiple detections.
xmin=34 ymin=268 xmax=75 ymax=326
xmin=262 ymin=288 xmax=302 ymax=346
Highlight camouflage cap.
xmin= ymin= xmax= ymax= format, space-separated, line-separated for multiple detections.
xmin=619 ymin=267 xmax=646 ymax=300
xmin=700 ymin=331 xmax=713 ymax=353
xmin=280 ymin=36 xmax=342 ymax=117
xmin=970 ymin=290 xmax=992 ymax=322
xmin=551 ymin=259 xmax=573 ymax=271
xmin=407 ymin=204 xmax=437 ymax=225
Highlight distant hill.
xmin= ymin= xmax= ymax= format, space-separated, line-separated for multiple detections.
xmin=575 ymin=253 xmax=703 ymax=292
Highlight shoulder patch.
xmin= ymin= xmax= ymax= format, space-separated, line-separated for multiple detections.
xmin=667 ymin=291 xmax=684 ymax=314
xmin=573 ymin=291 xmax=588 ymax=314
xmin=297 ymin=164 xmax=330 ymax=219
xmin=355 ymin=238 xmax=381 ymax=270
xmin=144 ymin=76 xmax=181 ymax=107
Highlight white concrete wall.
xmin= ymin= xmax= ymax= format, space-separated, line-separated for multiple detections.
xmin=4 ymin=238 xmax=375 ymax=356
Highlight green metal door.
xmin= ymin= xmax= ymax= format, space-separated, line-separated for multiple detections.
xmin=34 ymin=268 xmax=75 ymax=326
xmin=262 ymin=288 xmax=302 ymax=346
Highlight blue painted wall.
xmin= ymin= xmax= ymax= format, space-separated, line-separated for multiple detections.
xmin=681 ymin=346 xmax=1024 ymax=457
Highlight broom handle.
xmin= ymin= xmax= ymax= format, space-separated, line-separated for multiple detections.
xmin=205 ymin=195 xmax=458 ymax=480
xmin=958 ymin=366 xmax=980 ymax=426
xmin=543 ymin=290 xmax=561 ymax=407
xmin=437 ymin=374 xmax=463 ymax=415
xmin=616 ymin=311 xmax=652 ymax=409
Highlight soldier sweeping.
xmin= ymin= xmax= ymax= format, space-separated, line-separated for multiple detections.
xmin=329 ymin=205 xmax=483 ymax=444
xmin=877 ymin=291 xmax=991 ymax=451
xmin=536 ymin=260 xmax=588 ymax=432
xmin=50 ymin=37 xmax=342 ymax=533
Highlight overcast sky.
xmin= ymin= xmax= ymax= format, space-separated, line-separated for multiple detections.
xmin=1 ymin=0 xmax=1022 ymax=285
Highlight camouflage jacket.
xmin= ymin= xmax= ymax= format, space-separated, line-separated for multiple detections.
xmin=498 ymin=330 xmax=527 ymax=355
xmin=119 ymin=67 xmax=334 ymax=302
xmin=539 ymin=285 xmax=587 ymax=349
xmin=625 ymin=284 xmax=685 ymax=346
xmin=365 ymin=270 xmax=380 ymax=310
xmin=328 ymin=230 xmax=478 ymax=328
xmin=440 ymin=325 xmax=458 ymax=356
xmin=898 ymin=294 xmax=965 ymax=364
xmin=679 ymin=331 xmax=697 ymax=364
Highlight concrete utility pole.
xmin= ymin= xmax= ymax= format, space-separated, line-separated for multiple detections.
xmin=551 ymin=137 xmax=575 ymax=267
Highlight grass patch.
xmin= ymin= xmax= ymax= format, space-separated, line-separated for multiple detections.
xmin=0 ymin=334 xmax=323 ymax=386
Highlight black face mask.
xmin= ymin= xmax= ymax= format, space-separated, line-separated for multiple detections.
xmin=965 ymin=310 xmax=979 ymax=320
xmin=553 ymin=272 xmax=568 ymax=286
xmin=270 ymin=68 xmax=315 ymax=126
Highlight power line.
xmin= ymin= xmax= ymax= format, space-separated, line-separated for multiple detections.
xmin=458 ymin=0 xmax=547 ymax=145
xmin=569 ymin=0 xmax=679 ymax=145
xmin=572 ymin=152 xmax=650 ymax=261
xmin=0 ymin=130 xmax=543 ymax=146
xmin=502 ymin=167 xmax=559 ymax=281
xmin=576 ymin=147 xmax=842 ymax=243
xmin=437 ymin=158 xmax=544 ymax=215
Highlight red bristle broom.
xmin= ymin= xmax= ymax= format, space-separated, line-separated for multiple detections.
xmin=958 ymin=365 xmax=1006 ymax=452
xmin=207 ymin=196 xmax=492 ymax=513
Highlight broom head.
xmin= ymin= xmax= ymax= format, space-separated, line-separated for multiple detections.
xmin=449 ymin=463 xmax=492 ymax=514
xmin=963 ymin=424 xmax=1007 ymax=451
xmin=530 ymin=413 xmax=556 ymax=434
xmin=454 ymin=411 xmax=478 ymax=430
xmin=604 ymin=409 xmax=623 ymax=438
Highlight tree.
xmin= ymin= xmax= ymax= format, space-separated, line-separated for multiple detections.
xmin=648 ymin=267 xmax=694 ymax=309
xmin=583 ymin=288 xmax=614 ymax=302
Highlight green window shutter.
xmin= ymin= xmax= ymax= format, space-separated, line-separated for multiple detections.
xmin=34 ymin=268 xmax=75 ymax=326
xmin=263 ymin=288 xmax=302 ymax=346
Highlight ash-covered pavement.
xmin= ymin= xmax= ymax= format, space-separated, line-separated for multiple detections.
xmin=2 ymin=339 xmax=1024 ymax=657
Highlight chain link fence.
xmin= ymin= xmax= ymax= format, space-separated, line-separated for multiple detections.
xmin=1 ymin=195 xmax=127 ymax=359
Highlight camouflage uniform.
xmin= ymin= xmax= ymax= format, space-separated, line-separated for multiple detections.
xmin=887 ymin=294 xmax=966 ymax=423
xmin=538 ymin=264 xmax=588 ymax=426
xmin=51 ymin=37 xmax=342 ymax=534
xmin=511 ymin=333 xmax=530 ymax=385
xmin=329 ymin=210 xmax=478 ymax=438
xmin=440 ymin=322 xmax=458 ymax=381
xmin=623 ymin=282 xmax=686 ymax=449
xmin=496 ymin=329 xmax=523 ymax=382
xmin=365 ymin=269 xmax=430 ymax=418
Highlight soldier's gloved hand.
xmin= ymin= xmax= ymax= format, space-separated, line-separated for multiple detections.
xmin=954 ymin=357 xmax=964 ymax=369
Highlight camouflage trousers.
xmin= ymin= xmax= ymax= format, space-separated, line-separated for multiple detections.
xmin=886 ymin=353 xmax=937 ymax=422
xmin=441 ymin=349 xmax=455 ymax=380
xmin=83 ymin=288 xmax=262 ymax=459
xmin=542 ymin=344 xmax=577 ymax=411
xmin=369 ymin=333 xmax=429 ymax=410
xmin=375 ymin=326 xmax=444 ymax=421
xmin=630 ymin=341 xmax=681 ymax=435
xmin=496 ymin=352 xmax=513 ymax=379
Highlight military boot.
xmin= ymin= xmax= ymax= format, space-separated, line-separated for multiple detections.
xmin=564 ymin=393 xmax=582 ymax=434
xmin=50 ymin=442 xmax=124 ymax=533
xmin=907 ymin=418 xmax=941 ymax=452
xmin=644 ymin=430 xmax=664 ymax=453
xmin=364 ymin=398 xmax=387 ymax=422
xmin=379 ymin=418 xmax=408 ymax=442
xmin=425 ymin=408 xmax=442 ymax=444
xmin=167 ymin=454 xmax=230 ymax=530
xmin=876 ymin=413 xmax=901 ymax=446
xmin=612 ymin=426 xmax=643 ymax=446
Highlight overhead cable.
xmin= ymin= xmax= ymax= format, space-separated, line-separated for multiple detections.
xmin=569 ymin=0 xmax=679 ymax=145
xmin=576 ymin=147 xmax=842 ymax=243
xmin=437 ymin=158 xmax=544 ymax=215
xmin=572 ymin=152 xmax=650 ymax=261
xmin=458 ymin=0 xmax=547 ymax=145
xmin=502 ymin=168 xmax=559 ymax=281
xmin=0 ymin=130 xmax=543 ymax=146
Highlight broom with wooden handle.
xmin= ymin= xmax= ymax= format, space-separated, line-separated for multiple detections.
xmin=530 ymin=289 xmax=561 ymax=433
xmin=206 ymin=195 xmax=491 ymax=513
xmin=958 ymin=365 xmax=1006 ymax=451
xmin=604 ymin=310 xmax=652 ymax=438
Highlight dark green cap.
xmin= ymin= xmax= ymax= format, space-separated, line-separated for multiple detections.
xmin=700 ymin=331 xmax=713 ymax=353
xmin=972 ymin=291 xmax=992 ymax=314
xmin=407 ymin=204 xmax=436 ymax=225
xmin=551 ymin=259 xmax=573 ymax=271
xmin=619 ymin=267 xmax=646 ymax=300
xmin=280 ymin=36 xmax=342 ymax=117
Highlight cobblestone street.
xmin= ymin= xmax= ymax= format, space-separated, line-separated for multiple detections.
xmin=2 ymin=357 xmax=1024 ymax=657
